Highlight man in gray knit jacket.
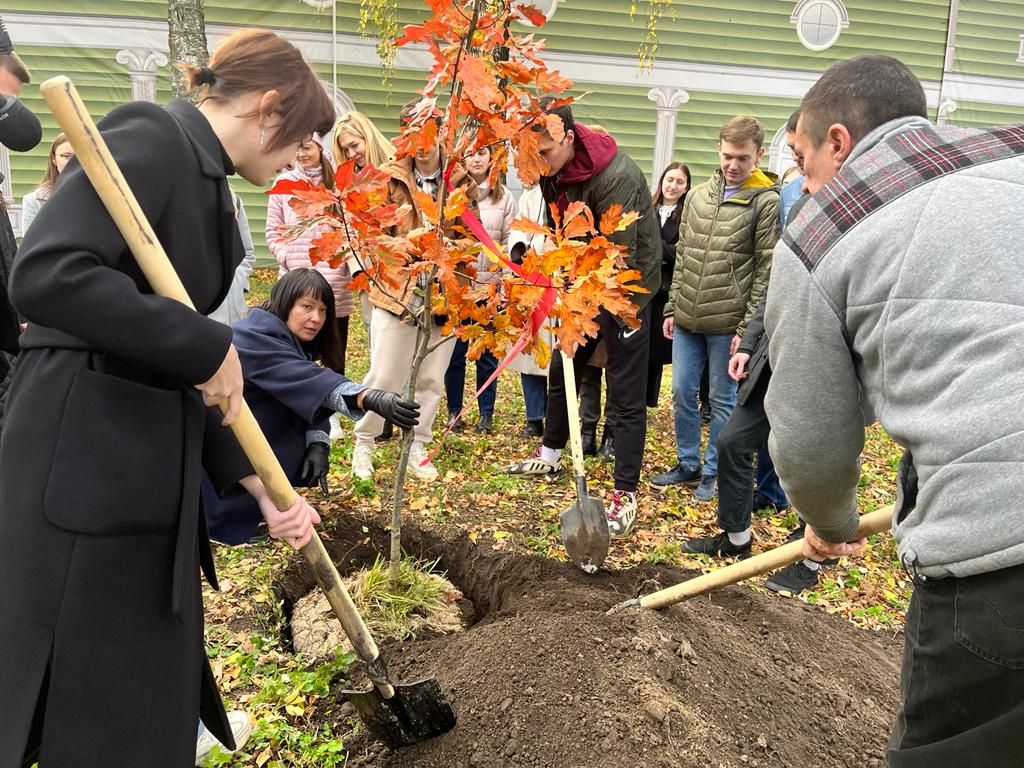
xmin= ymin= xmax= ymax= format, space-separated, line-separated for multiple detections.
xmin=765 ymin=55 xmax=1024 ymax=766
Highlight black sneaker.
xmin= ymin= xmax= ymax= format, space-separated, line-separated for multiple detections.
xmin=751 ymin=493 xmax=777 ymax=514
xmin=682 ymin=531 xmax=752 ymax=557
xmin=766 ymin=561 xmax=819 ymax=594
xmin=597 ymin=433 xmax=615 ymax=462
xmin=475 ymin=413 xmax=494 ymax=433
xmin=581 ymin=426 xmax=598 ymax=456
xmin=651 ymin=462 xmax=702 ymax=489
xmin=522 ymin=419 xmax=544 ymax=437
xmin=375 ymin=419 xmax=395 ymax=443
xmin=447 ymin=414 xmax=465 ymax=433
xmin=785 ymin=523 xmax=839 ymax=565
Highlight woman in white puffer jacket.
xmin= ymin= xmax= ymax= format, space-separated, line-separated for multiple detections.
xmin=265 ymin=135 xmax=353 ymax=373
xmin=443 ymin=145 xmax=517 ymax=433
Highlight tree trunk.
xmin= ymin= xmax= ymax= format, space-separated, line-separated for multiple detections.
xmin=168 ymin=0 xmax=209 ymax=101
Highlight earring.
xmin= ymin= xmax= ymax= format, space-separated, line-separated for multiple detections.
xmin=259 ymin=127 xmax=265 ymax=146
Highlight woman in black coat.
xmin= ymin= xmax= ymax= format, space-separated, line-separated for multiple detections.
xmin=204 ymin=269 xmax=419 ymax=544
xmin=0 ymin=30 xmax=335 ymax=768
xmin=647 ymin=161 xmax=690 ymax=406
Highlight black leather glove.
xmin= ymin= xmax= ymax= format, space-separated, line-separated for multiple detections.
xmin=361 ymin=389 xmax=420 ymax=430
xmin=298 ymin=442 xmax=330 ymax=493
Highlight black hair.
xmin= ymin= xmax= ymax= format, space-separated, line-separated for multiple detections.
xmin=786 ymin=109 xmax=800 ymax=134
xmin=800 ymin=55 xmax=927 ymax=147
xmin=262 ymin=268 xmax=341 ymax=370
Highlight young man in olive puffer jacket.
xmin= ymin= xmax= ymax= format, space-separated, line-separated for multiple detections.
xmin=652 ymin=116 xmax=779 ymax=518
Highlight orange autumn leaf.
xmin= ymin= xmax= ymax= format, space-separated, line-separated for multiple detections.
xmin=443 ymin=188 xmax=470 ymax=221
xmin=511 ymin=129 xmax=548 ymax=186
xmin=413 ymin=190 xmax=440 ymax=226
xmin=543 ymin=113 xmax=565 ymax=143
xmin=514 ymin=2 xmax=549 ymax=27
xmin=535 ymin=68 xmax=574 ymax=93
xmin=560 ymin=201 xmax=595 ymax=240
xmin=333 ymin=158 xmax=357 ymax=192
xmin=457 ymin=54 xmax=501 ymax=112
xmin=510 ymin=216 xmax=550 ymax=237
xmin=599 ymin=204 xmax=641 ymax=235
xmin=287 ymin=186 xmax=339 ymax=219
xmin=308 ymin=229 xmax=350 ymax=267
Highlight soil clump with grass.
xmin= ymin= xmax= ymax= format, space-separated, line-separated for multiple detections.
xmin=276 ymin=510 xmax=901 ymax=768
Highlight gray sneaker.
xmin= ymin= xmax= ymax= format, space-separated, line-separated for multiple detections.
xmin=650 ymin=462 xmax=702 ymax=489
xmin=693 ymin=474 xmax=718 ymax=502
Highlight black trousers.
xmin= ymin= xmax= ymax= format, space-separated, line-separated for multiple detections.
xmin=543 ymin=305 xmax=650 ymax=492
xmin=715 ymin=373 xmax=770 ymax=532
xmin=579 ymin=366 xmax=614 ymax=432
xmin=887 ymin=561 xmax=1024 ymax=767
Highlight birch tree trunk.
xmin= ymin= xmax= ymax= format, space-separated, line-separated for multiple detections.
xmin=168 ymin=0 xmax=209 ymax=100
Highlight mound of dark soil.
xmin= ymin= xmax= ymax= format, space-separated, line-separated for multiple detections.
xmin=276 ymin=515 xmax=901 ymax=768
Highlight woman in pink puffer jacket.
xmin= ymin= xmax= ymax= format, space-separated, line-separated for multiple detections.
xmin=265 ymin=135 xmax=353 ymax=373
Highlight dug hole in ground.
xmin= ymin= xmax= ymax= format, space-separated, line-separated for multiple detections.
xmin=276 ymin=510 xmax=900 ymax=768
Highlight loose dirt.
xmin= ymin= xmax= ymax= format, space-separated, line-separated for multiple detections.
xmin=276 ymin=511 xmax=901 ymax=768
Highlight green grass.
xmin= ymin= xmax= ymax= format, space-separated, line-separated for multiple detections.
xmin=350 ymin=554 xmax=450 ymax=641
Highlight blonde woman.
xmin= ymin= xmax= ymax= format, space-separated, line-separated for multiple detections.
xmin=331 ymin=110 xmax=395 ymax=174
xmin=21 ymin=133 xmax=73 ymax=233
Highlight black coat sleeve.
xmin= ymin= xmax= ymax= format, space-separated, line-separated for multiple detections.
xmin=202 ymin=406 xmax=255 ymax=497
xmin=10 ymin=102 xmax=231 ymax=385
xmin=738 ymin=294 xmax=766 ymax=354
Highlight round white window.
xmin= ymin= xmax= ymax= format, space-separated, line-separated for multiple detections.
xmin=791 ymin=0 xmax=848 ymax=52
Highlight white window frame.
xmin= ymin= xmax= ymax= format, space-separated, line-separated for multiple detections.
xmin=791 ymin=0 xmax=849 ymax=52
xmin=1018 ymin=34 xmax=1024 ymax=63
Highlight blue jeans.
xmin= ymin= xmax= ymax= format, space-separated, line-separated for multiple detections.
xmin=755 ymin=440 xmax=789 ymax=508
xmin=521 ymin=373 xmax=548 ymax=421
xmin=444 ymin=338 xmax=499 ymax=416
xmin=671 ymin=328 xmax=737 ymax=477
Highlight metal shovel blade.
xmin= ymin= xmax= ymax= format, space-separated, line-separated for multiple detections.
xmin=342 ymin=676 xmax=456 ymax=749
xmin=560 ymin=478 xmax=610 ymax=573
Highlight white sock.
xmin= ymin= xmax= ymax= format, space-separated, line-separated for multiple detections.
xmin=540 ymin=445 xmax=562 ymax=463
xmin=802 ymin=559 xmax=821 ymax=571
xmin=727 ymin=529 xmax=752 ymax=546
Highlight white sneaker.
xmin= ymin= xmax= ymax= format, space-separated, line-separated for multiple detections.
xmin=407 ymin=448 xmax=439 ymax=482
xmin=352 ymin=443 xmax=374 ymax=480
xmin=607 ymin=489 xmax=639 ymax=537
xmin=196 ymin=710 xmax=252 ymax=765
xmin=329 ymin=413 xmax=344 ymax=441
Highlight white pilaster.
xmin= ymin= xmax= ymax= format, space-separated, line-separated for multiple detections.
xmin=647 ymin=86 xmax=689 ymax=190
xmin=116 ymin=48 xmax=169 ymax=103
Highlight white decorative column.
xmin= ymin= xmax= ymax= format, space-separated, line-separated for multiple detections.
xmin=647 ymin=86 xmax=690 ymax=190
xmin=116 ymin=48 xmax=169 ymax=103
xmin=937 ymin=99 xmax=958 ymax=126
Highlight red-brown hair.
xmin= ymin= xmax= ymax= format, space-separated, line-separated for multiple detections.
xmin=177 ymin=29 xmax=335 ymax=152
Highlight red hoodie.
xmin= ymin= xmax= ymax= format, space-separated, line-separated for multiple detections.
xmin=552 ymin=123 xmax=618 ymax=215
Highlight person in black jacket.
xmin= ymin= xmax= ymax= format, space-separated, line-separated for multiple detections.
xmin=0 ymin=39 xmax=33 ymax=438
xmin=0 ymin=30 xmax=336 ymax=768
xmin=505 ymin=99 xmax=661 ymax=537
xmin=204 ymin=268 xmax=419 ymax=545
xmin=648 ymin=161 xmax=690 ymax=406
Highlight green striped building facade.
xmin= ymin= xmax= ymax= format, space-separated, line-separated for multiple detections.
xmin=4 ymin=0 xmax=1024 ymax=264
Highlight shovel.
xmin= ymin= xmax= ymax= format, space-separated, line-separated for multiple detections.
xmin=41 ymin=76 xmax=456 ymax=749
xmin=558 ymin=349 xmax=610 ymax=573
xmin=607 ymin=505 xmax=893 ymax=614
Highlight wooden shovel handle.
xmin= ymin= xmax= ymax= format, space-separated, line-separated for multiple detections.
xmin=638 ymin=505 xmax=895 ymax=610
xmin=561 ymin=349 xmax=587 ymax=480
xmin=40 ymin=76 xmax=394 ymax=698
